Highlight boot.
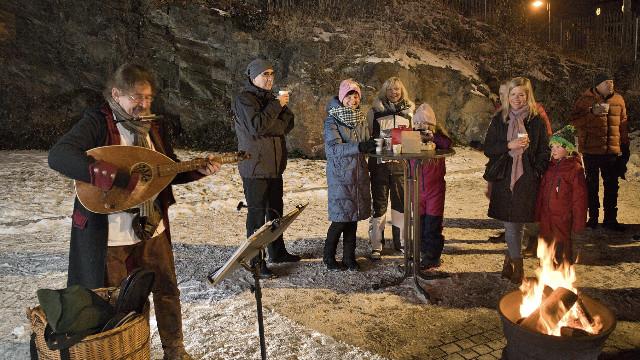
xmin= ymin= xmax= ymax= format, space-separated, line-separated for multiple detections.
xmin=163 ymin=347 xmax=193 ymax=360
xmin=392 ymin=226 xmax=404 ymax=253
xmin=324 ymin=225 xmax=344 ymax=271
xmin=603 ymin=208 xmax=626 ymax=232
xmin=510 ymin=258 xmax=524 ymax=284
xmin=251 ymin=256 xmax=274 ymax=279
xmin=501 ymin=254 xmax=513 ymax=280
xmin=342 ymin=228 xmax=359 ymax=271
xmin=368 ymin=216 xmax=385 ymax=254
xmin=586 ymin=209 xmax=599 ymax=229
xmin=522 ymin=236 xmax=537 ymax=258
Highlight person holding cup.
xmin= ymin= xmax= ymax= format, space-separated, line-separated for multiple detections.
xmin=233 ymin=58 xmax=301 ymax=279
xmin=570 ymin=72 xmax=629 ymax=231
xmin=367 ymin=77 xmax=415 ymax=260
xmin=323 ymin=79 xmax=374 ymax=271
xmin=483 ymin=77 xmax=550 ymax=284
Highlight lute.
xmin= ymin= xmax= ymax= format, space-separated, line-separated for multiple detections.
xmin=75 ymin=145 xmax=249 ymax=214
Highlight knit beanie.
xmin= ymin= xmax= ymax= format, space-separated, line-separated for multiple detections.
xmin=338 ymin=79 xmax=361 ymax=102
xmin=593 ymin=72 xmax=613 ymax=87
xmin=413 ymin=103 xmax=437 ymax=129
xmin=549 ymin=125 xmax=578 ymax=154
xmin=246 ymin=58 xmax=273 ymax=81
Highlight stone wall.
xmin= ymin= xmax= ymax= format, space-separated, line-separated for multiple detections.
xmin=0 ymin=0 xmax=633 ymax=156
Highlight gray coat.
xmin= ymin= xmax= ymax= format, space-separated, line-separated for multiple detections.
xmin=233 ymin=80 xmax=294 ymax=178
xmin=324 ymin=97 xmax=372 ymax=222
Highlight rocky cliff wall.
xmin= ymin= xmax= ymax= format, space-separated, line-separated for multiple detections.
xmin=0 ymin=1 xmax=634 ymax=156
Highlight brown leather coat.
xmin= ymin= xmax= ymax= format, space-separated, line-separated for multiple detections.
xmin=570 ymin=88 xmax=628 ymax=155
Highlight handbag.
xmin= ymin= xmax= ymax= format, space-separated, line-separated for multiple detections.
xmin=483 ymin=153 xmax=510 ymax=182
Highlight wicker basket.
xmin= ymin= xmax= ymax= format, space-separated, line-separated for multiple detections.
xmin=27 ymin=287 xmax=150 ymax=360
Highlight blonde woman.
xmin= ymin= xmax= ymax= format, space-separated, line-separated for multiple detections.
xmin=483 ymin=77 xmax=550 ymax=284
xmin=367 ymin=77 xmax=415 ymax=260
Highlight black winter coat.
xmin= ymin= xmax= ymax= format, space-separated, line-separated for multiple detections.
xmin=48 ymin=105 xmax=203 ymax=288
xmin=233 ymin=81 xmax=294 ymax=178
xmin=484 ymin=113 xmax=550 ymax=223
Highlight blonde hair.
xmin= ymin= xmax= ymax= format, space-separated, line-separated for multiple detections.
xmin=377 ymin=77 xmax=408 ymax=102
xmin=501 ymin=77 xmax=538 ymax=121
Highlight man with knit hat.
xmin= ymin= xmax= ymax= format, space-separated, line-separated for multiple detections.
xmin=570 ymin=72 xmax=629 ymax=231
xmin=233 ymin=58 xmax=300 ymax=278
xmin=535 ymin=125 xmax=587 ymax=264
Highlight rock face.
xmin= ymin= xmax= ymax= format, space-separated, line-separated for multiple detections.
xmin=0 ymin=1 xmax=635 ymax=156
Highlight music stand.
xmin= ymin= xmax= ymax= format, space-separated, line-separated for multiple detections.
xmin=207 ymin=203 xmax=308 ymax=360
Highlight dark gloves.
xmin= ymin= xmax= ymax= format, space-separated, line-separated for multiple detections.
xmin=358 ymin=138 xmax=377 ymax=153
xmin=617 ymin=143 xmax=631 ymax=179
xmin=114 ymin=170 xmax=140 ymax=192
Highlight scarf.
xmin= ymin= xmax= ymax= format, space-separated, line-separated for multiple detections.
xmin=106 ymin=95 xmax=161 ymax=240
xmin=507 ymin=105 xmax=530 ymax=191
xmin=328 ymin=106 xmax=366 ymax=129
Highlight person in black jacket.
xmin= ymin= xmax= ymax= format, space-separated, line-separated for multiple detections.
xmin=233 ymin=58 xmax=300 ymax=278
xmin=48 ymin=63 xmax=220 ymax=360
xmin=483 ymin=77 xmax=550 ymax=285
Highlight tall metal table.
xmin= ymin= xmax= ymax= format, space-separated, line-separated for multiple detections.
xmin=369 ymin=148 xmax=455 ymax=301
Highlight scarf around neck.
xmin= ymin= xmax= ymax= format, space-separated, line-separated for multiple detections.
xmin=328 ymin=106 xmax=366 ymax=129
xmin=507 ymin=105 xmax=530 ymax=191
xmin=106 ymin=95 xmax=161 ymax=239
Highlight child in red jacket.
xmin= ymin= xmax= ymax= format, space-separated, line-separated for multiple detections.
xmin=535 ymin=125 xmax=588 ymax=265
xmin=413 ymin=104 xmax=452 ymax=271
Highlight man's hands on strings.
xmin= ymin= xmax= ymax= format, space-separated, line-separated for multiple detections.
xmin=198 ymin=155 xmax=222 ymax=175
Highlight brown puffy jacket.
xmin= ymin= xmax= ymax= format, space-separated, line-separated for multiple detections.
xmin=570 ymin=88 xmax=628 ymax=155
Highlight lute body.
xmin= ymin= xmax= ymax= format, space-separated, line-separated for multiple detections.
xmin=75 ymin=145 xmax=248 ymax=214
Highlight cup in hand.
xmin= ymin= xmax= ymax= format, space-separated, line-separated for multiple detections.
xmin=278 ymin=90 xmax=289 ymax=96
xmin=599 ymin=103 xmax=610 ymax=114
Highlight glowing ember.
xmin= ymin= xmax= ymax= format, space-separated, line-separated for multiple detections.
xmin=518 ymin=239 xmax=603 ymax=336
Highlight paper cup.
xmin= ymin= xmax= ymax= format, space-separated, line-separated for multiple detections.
xmin=392 ymin=144 xmax=402 ymax=154
xmin=278 ymin=90 xmax=289 ymax=96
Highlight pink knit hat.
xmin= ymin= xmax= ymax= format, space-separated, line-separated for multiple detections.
xmin=413 ymin=103 xmax=437 ymax=128
xmin=338 ymin=79 xmax=361 ymax=102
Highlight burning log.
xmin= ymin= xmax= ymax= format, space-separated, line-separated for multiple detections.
xmin=520 ymin=287 xmax=578 ymax=334
xmin=576 ymin=296 xmax=594 ymax=325
xmin=560 ymin=326 xmax=590 ymax=337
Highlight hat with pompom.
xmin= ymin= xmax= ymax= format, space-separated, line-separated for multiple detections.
xmin=549 ymin=125 xmax=578 ymax=154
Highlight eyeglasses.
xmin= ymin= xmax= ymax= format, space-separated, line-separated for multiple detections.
xmin=127 ymin=94 xmax=154 ymax=103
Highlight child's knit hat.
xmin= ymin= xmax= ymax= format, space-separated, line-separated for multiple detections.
xmin=549 ymin=125 xmax=577 ymax=154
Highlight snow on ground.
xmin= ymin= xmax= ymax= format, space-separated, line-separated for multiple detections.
xmin=1 ymin=148 xmax=639 ymax=359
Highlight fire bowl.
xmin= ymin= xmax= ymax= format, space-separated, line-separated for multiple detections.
xmin=498 ymin=290 xmax=616 ymax=360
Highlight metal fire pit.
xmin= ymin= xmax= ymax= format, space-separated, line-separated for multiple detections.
xmin=498 ymin=290 xmax=616 ymax=360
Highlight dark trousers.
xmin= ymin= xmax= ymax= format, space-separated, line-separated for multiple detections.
xmin=420 ymin=215 xmax=444 ymax=266
xmin=583 ymin=154 xmax=619 ymax=221
xmin=371 ymin=164 xmax=405 ymax=217
xmin=106 ymin=232 xmax=184 ymax=352
xmin=242 ymin=177 xmax=287 ymax=259
xmin=325 ymin=221 xmax=358 ymax=264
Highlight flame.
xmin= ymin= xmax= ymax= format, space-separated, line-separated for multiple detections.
xmin=518 ymin=239 xmax=603 ymax=336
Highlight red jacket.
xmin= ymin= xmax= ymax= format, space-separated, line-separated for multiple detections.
xmin=418 ymin=133 xmax=451 ymax=216
xmin=535 ymin=156 xmax=588 ymax=243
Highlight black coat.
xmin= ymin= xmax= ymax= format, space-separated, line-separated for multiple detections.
xmin=48 ymin=105 xmax=203 ymax=288
xmin=484 ymin=113 xmax=550 ymax=223
xmin=232 ymin=81 xmax=294 ymax=178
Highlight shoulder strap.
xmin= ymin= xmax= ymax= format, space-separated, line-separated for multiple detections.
xmin=43 ymin=324 xmax=96 ymax=360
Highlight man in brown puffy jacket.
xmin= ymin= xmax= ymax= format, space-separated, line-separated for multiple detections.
xmin=570 ymin=72 xmax=629 ymax=231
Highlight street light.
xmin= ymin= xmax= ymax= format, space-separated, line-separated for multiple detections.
xmin=530 ymin=1 xmax=551 ymax=44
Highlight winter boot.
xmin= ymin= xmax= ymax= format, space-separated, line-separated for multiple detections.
xmin=251 ymin=255 xmax=274 ymax=279
xmin=510 ymin=257 xmax=524 ymax=285
xmin=324 ymin=225 xmax=345 ymax=271
xmin=522 ymin=236 xmax=538 ymax=258
xmin=342 ymin=227 xmax=359 ymax=271
xmin=501 ymin=254 xmax=513 ymax=281
xmin=392 ymin=225 xmax=404 ymax=253
xmin=603 ymin=208 xmax=626 ymax=232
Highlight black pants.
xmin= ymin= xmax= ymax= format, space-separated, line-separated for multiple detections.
xmin=370 ymin=162 xmax=405 ymax=217
xmin=583 ymin=154 xmax=619 ymax=221
xmin=420 ymin=215 xmax=444 ymax=266
xmin=325 ymin=221 xmax=357 ymax=264
xmin=242 ymin=177 xmax=287 ymax=259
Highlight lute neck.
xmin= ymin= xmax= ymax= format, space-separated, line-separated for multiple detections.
xmin=157 ymin=153 xmax=241 ymax=177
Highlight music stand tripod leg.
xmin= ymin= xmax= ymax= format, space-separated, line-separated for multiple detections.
xmin=242 ymin=256 xmax=268 ymax=360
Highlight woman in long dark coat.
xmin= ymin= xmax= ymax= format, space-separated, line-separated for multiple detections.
xmin=484 ymin=77 xmax=550 ymax=284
